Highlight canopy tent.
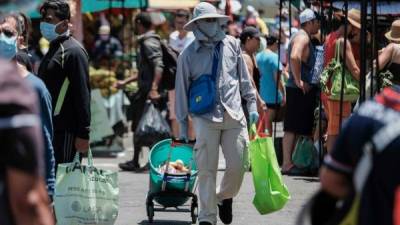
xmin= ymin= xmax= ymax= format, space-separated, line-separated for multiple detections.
xmin=29 ymin=0 xmax=147 ymax=18
xmin=0 ymin=0 xmax=41 ymax=13
xmin=332 ymin=1 xmax=400 ymax=15
xmin=82 ymin=0 xmax=147 ymax=12
xmin=148 ymin=0 xmax=199 ymax=9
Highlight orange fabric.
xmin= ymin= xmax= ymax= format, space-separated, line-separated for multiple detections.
xmin=395 ymin=187 xmax=400 ymax=225
xmin=257 ymin=111 xmax=270 ymax=137
xmin=326 ymin=100 xmax=352 ymax=136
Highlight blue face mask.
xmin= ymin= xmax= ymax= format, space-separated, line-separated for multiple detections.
xmin=40 ymin=21 xmax=63 ymax=42
xmin=0 ymin=33 xmax=17 ymax=60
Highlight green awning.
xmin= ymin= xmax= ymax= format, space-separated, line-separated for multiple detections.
xmin=82 ymin=0 xmax=147 ymax=13
xmin=29 ymin=0 xmax=148 ymax=18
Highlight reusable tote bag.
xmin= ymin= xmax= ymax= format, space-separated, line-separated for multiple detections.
xmin=250 ymin=125 xmax=290 ymax=214
xmin=54 ymin=150 xmax=119 ymax=225
xmin=320 ymin=41 xmax=359 ymax=102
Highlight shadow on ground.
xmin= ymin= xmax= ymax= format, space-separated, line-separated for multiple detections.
xmin=293 ymin=177 xmax=320 ymax=183
xmin=138 ymin=220 xmax=192 ymax=225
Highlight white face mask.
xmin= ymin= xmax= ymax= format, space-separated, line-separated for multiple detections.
xmin=196 ymin=20 xmax=219 ymax=38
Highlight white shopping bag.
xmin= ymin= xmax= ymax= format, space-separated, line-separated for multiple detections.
xmin=54 ymin=150 xmax=119 ymax=225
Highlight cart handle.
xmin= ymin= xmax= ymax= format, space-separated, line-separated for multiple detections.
xmin=171 ymin=138 xmax=196 ymax=147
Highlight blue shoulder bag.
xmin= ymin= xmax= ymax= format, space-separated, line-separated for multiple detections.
xmin=189 ymin=42 xmax=221 ymax=115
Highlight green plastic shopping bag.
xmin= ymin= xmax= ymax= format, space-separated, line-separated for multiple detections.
xmin=292 ymin=136 xmax=319 ymax=170
xmin=249 ymin=125 xmax=290 ymax=214
xmin=54 ymin=149 xmax=119 ymax=225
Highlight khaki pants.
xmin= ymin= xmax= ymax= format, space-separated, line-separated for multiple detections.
xmin=193 ymin=112 xmax=250 ymax=224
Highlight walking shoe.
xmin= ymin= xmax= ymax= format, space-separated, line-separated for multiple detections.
xmin=118 ymin=160 xmax=140 ymax=171
xmin=133 ymin=163 xmax=149 ymax=173
xmin=199 ymin=222 xmax=212 ymax=225
xmin=218 ymin=198 xmax=233 ymax=224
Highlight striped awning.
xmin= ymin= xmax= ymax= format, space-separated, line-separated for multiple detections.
xmin=149 ymin=0 xmax=199 ymax=9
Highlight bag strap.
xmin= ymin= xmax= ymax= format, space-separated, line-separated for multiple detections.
xmin=54 ymin=43 xmax=70 ymax=116
xmin=334 ymin=40 xmax=341 ymax=62
xmin=211 ymin=41 xmax=222 ymax=80
xmin=72 ymin=148 xmax=93 ymax=167
xmin=354 ymin=119 xmax=400 ymax=193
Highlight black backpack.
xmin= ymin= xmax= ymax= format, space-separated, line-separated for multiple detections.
xmin=160 ymin=40 xmax=179 ymax=90
xmin=142 ymin=35 xmax=179 ymax=90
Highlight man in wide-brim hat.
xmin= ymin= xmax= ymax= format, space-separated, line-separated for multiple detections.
xmin=175 ymin=2 xmax=258 ymax=225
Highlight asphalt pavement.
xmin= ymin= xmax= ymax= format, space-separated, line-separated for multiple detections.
xmin=88 ymin=133 xmax=320 ymax=225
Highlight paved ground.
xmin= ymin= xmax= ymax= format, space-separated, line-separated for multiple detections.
xmin=88 ymin=133 xmax=320 ymax=225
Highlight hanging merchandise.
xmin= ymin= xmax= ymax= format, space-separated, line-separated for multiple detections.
xmin=249 ymin=125 xmax=290 ymax=214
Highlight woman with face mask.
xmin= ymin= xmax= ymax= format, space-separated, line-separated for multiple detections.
xmin=175 ymin=2 xmax=258 ymax=225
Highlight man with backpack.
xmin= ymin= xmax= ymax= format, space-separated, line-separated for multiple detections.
xmin=320 ymin=85 xmax=400 ymax=225
xmin=118 ymin=12 xmax=176 ymax=172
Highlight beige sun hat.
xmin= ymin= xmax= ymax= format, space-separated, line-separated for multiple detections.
xmin=385 ymin=20 xmax=400 ymax=42
xmin=347 ymin=8 xmax=361 ymax=29
xmin=184 ymin=2 xmax=229 ymax=31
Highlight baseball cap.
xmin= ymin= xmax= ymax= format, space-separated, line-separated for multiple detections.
xmin=240 ymin=26 xmax=261 ymax=42
xmin=299 ymin=8 xmax=317 ymax=24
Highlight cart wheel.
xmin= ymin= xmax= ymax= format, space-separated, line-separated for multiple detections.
xmin=191 ymin=201 xmax=198 ymax=224
xmin=146 ymin=201 xmax=154 ymax=223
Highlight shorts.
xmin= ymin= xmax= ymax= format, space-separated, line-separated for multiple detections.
xmin=284 ymin=86 xmax=318 ymax=136
xmin=168 ymin=90 xmax=176 ymax=120
xmin=326 ymin=100 xmax=352 ymax=136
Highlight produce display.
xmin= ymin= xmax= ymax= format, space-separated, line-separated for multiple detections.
xmin=89 ymin=66 xmax=119 ymax=97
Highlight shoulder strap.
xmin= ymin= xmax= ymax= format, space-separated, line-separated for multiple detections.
xmin=354 ymin=119 xmax=400 ymax=192
xmin=335 ymin=40 xmax=341 ymax=62
xmin=54 ymin=43 xmax=70 ymax=116
xmin=211 ymin=41 xmax=222 ymax=80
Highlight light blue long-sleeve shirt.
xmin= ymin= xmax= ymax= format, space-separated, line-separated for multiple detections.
xmin=26 ymin=73 xmax=55 ymax=196
xmin=175 ymin=35 xmax=257 ymax=136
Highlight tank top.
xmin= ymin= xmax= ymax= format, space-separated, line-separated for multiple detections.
xmin=287 ymin=29 xmax=316 ymax=88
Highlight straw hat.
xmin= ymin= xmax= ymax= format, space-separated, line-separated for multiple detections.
xmin=184 ymin=2 xmax=229 ymax=31
xmin=385 ymin=20 xmax=400 ymax=42
xmin=347 ymin=9 xmax=361 ymax=29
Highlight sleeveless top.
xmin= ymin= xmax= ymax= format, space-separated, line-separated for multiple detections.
xmin=287 ymin=29 xmax=316 ymax=88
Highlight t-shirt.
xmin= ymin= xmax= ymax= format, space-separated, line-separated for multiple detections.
xmin=169 ymin=31 xmax=195 ymax=53
xmin=324 ymin=87 xmax=400 ymax=225
xmin=256 ymin=50 xmax=283 ymax=104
